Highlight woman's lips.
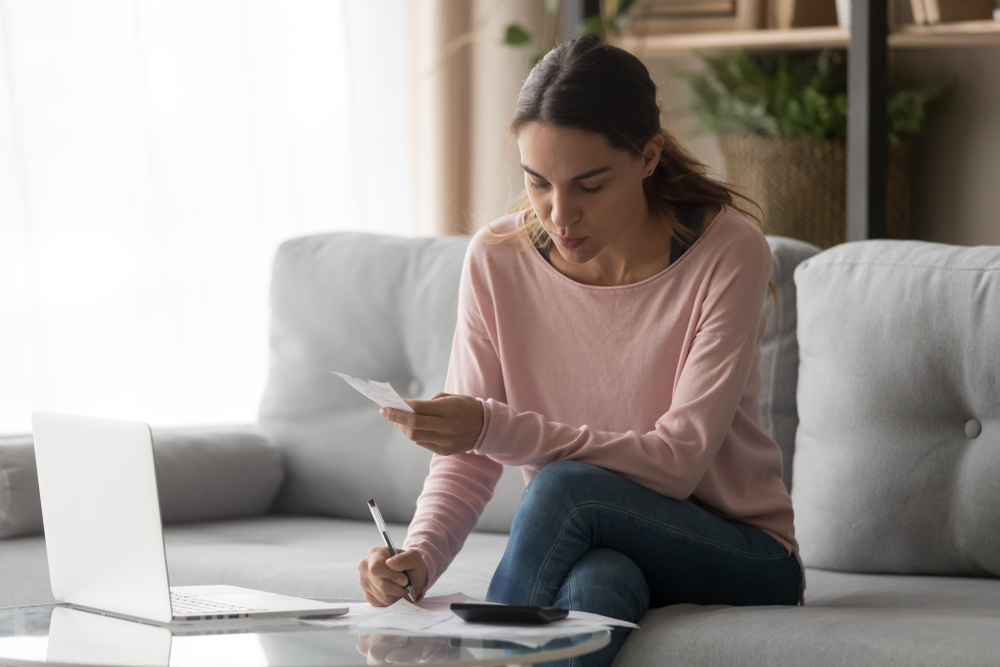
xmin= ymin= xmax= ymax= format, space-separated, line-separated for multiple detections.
xmin=554 ymin=235 xmax=587 ymax=250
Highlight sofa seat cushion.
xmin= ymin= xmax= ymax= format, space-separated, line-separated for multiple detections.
xmin=0 ymin=516 xmax=508 ymax=609
xmin=614 ymin=568 xmax=1000 ymax=667
xmin=163 ymin=516 xmax=508 ymax=601
xmin=5 ymin=522 xmax=998 ymax=666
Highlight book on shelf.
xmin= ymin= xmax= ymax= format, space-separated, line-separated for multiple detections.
xmin=624 ymin=0 xmax=840 ymax=35
xmin=623 ymin=0 xmax=738 ymax=35
xmin=770 ymin=0 xmax=838 ymax=29
xmin=918 ymin=0 xmax=994 ymax=24
xmin=735 ymin=0 xmax=767 ymax=30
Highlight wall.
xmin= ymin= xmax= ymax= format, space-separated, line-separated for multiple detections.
xmin=891 ymin=46 xmax=1000 ymax=246
xmin=410 ymin=0 xmax=545 ymax=233
xmin=469 ymin=0 xmax=545 ymax=229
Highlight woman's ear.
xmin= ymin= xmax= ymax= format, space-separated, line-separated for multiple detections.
xmin=642 ymin=133 xmax=665 ymax=174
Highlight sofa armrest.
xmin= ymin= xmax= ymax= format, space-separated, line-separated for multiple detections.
xmin=0 ymin=434 xmax=41 ymax=539
xmin=151 ymin=425 xmax=285 ymax=524
xmin=0 ymin=424 xmax=285 ymax=540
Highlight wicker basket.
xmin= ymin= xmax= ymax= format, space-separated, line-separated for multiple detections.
xmin=717 ymin=135 xmax=913 ymax=249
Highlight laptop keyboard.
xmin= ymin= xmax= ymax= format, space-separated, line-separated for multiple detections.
xmin=170 ymin=592 xmax=260 ymax=619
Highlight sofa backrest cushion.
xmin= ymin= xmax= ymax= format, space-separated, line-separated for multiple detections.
xmin=258 ymin=231 xmax=816 ymax=531
xmin=792 ymin=240 xmax=1000 ymax=576
xmin=0 ymin=427 xmax=282 ymax=539
xmin=759 ymin=237 xmax=822 ymax=492
xmin=257 ymin=232 xmax=527 ymax=533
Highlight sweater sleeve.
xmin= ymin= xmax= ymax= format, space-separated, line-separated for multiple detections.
xmin=403 ymin=236 xmax=506 ymax=589
xmin=473 ymin=236 xmax=772 ymax=501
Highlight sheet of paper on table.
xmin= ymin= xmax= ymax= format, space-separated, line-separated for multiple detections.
xmin=303 ymin=593 xmax=637 ymax=649
xmin=333 ymin=372 xmax=415 ymax=413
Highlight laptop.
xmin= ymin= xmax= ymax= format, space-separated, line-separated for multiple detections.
xmin=31 ymin=411 xmax=349 ymax=624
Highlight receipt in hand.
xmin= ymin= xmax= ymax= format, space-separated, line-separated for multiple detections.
xmin=333 ymin=372 xmax=415 ymax=414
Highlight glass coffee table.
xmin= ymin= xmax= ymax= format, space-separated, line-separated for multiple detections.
xmin=0 ymin=604 xmax=610 ymax=667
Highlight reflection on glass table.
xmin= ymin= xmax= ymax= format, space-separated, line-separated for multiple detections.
xmin=0 ymin=604 xmax=610 ymax=667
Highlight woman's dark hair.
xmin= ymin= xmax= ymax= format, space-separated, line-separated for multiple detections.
xmin=495 ymin=35 xmax=773 ymax=300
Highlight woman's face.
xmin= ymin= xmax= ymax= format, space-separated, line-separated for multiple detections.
xmin=516 ymin=122 xmax=663 ymax=266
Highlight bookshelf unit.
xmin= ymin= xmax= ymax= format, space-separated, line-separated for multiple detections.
xmin=609 ymin=0 xmax=1000 ymax=242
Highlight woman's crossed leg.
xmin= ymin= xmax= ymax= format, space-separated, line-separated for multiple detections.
xmin=487 ymin=460 xmax=801 ymax=667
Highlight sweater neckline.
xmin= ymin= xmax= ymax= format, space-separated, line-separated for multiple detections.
xmin=524 ymin=205 xmax=727 ymax=291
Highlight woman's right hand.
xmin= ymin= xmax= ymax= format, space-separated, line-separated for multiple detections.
xmin=358 ymin=547 xmax=429 ymax=606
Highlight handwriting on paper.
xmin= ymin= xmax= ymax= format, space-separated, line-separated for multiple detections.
xmin=334 ymin=372 xmax=416 ymax=414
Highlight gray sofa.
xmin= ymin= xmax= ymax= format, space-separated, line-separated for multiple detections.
xmin=2 ymin=231 xmax=999 ymax=666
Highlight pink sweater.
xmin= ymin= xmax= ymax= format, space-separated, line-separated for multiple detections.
xmin=404 ymin=205 xmax=798 ymax=589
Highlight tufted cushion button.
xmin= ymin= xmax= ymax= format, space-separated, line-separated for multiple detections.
xmin=408 ymin=380 xmax=422 ymax=397
xmin=965 ymin=418 xmax=982 ymax=439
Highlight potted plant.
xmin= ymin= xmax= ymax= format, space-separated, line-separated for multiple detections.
xmin=677 ymin=49 xmax=946 ymax=248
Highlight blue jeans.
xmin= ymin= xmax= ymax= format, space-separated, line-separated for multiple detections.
xmin=486 ymin=461 xmax=802 ymax=667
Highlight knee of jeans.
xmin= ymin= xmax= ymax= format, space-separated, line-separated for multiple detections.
xmin=520 ymin=460 xmax=605 ymax=514
xmin=566 ymin=548 xmax=649 ymax=621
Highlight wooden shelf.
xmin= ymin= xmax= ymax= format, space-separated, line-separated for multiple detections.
xmin=613 ymin=19 xmax=1000 ymax=56
xmin=615 ymin=27 xmax=848 ymax=55
xmin=891 ymin=19 xmax=1000 ymax=47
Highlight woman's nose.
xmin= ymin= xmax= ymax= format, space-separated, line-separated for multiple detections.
xmin=550 ymin=189 xmax=579 ymax=229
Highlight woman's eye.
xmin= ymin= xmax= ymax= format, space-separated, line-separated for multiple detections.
xmin=528 ymin=180 xmax=601 ymax=193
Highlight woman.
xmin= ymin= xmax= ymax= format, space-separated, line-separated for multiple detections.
xmin=357 ymin=36 xmax=801 ymax=666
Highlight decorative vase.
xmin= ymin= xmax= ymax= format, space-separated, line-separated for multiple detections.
xmin=717 ymin=134 xmax=913 ymax=249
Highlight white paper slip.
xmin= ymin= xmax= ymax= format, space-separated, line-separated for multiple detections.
xmin=352 ymin=599 xmax=448 ymax=632
xmin=333 ymin=372 xmax=415 ymax=413
xmin=302 ymin=592 xmax=636 ymax=647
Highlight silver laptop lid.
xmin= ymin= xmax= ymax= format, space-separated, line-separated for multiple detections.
xmin=32 ymin=412 xmax=174 ymax=623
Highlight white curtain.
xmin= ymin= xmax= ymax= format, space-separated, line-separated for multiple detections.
xmin=0 ymin=0 xmax=414 ymax=433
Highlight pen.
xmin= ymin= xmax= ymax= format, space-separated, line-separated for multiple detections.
xmin=367 ymin=498 xmax=416 ymax=603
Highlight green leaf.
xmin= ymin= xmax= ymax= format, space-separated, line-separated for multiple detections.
xmin=503 ymin=24 xmax=531 ymax=46
xmin=581 ymin=15 xmax=606 ymax=38
xmin=676 ymin=48 xmax=947 ymax=143
xmin=545 ymin=0 xmax=561 ymax=14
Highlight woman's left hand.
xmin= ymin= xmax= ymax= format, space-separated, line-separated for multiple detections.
xmin=380 ymin=393 xmax=484 ymax=456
